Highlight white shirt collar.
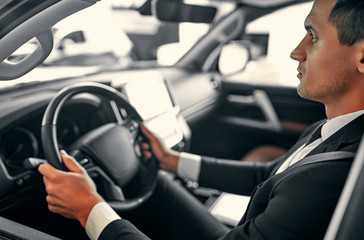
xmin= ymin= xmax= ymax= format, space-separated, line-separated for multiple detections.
xmin=321 ymin=110 xmax=364 ymax=141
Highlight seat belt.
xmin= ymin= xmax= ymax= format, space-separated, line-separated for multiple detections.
xmin=288 ymin=151 xmax=355 ymax=170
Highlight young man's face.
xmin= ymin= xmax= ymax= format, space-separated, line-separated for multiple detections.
xmin=290 ymin=0 xmax=358 ymax=105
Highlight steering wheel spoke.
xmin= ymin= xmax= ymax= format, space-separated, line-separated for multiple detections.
xmin=87 ymin=166 xmax=126 ymax=202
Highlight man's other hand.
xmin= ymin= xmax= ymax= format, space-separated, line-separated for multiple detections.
xmin=38 ymin=150 xmax=104 ymax=227
xmin=140 ymin=124 xmax=180 ymax=173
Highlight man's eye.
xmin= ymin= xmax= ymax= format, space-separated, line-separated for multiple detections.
xmin=308 ymin=29 xmax=318 ymax=42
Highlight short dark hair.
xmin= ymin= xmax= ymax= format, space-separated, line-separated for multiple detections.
xmin=329 ymin=0 xmax=364 ymax=46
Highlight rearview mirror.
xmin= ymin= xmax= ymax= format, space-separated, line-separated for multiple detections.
xmin=154 ymin=1 xmax=216 ymax=23
xmin=140 ymin=0 xmax=216 ymax=23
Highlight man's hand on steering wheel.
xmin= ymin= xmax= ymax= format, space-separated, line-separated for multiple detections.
xmin=140 ymin=124 xmax=180 ymax=173
xmin=38 ymin=150 xmax=104 ymax=227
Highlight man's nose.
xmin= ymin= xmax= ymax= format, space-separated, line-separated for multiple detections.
xmin=290 ymin=39 xmax=307 ymax=62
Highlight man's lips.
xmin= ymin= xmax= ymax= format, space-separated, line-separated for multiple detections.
xmin=297 ymin=67 xmax=304 ymax=79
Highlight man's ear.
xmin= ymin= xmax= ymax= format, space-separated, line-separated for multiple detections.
xmin=357 ymin=41 xmax=364 ymax=74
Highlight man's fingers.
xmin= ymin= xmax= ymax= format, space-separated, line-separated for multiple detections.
xmin=42 ymin=174 xmax=69 ymax=195
xmin=60 ymin=150 xmax=83 ymax=174
xmin=140 ymin=124 xmax=156 ymax=141
xmin=140 ymin=142 xmax=154 ymax=159
xmin=47 ymin=202 xmax=73 ymax=219
xmin=38 ymin=163 xmax=51 ymax=176
xmin=141 ymin=124 xmax=165 ymax=150
xmin=140 ymin=142 xmax=150 ymax=150
xmin=46 ymin=194 xmax=61 ymax=206
xmin=43 ymin=176 xmax=54 ymax=194
xmin=38 ymin=151 xmax=84 ymax=177
xmin=46 ymin=194 xmax=70 ymax=208
xmin=38 ymin=163 xmax=64 ymax=181
xmin=143 ymin=151 xmax=152 ymax=159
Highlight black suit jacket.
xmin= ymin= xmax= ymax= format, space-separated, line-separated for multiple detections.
xmin=99 ymin=114 xmax=364 ymax=240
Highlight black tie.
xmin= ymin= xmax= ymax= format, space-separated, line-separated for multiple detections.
xmin=305 ymin=123 xmax=324 ymax=146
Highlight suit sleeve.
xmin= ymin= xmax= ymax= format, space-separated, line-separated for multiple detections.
xmin=197 ymin=119 xmax=326 ymax=196
xmin=198 ymin=156 xmax=278 ymax=195
xmin=98 ymin=219 xmax=150 ymax=240
xmin=219 ymin=161 xmax=351 ymax=240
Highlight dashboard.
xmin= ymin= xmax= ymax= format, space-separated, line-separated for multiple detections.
xmin=0 ymin=63 xmax=220 ymax=239
xmin=0 ymin=92 xmax=117 ymax=200
xmin=0 ymin=97 xmax=109 ymax=175
xmin=0 ymin=69 xmax=192 ymax=203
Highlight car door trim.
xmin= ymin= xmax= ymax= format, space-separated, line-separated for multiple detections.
xmin=225 ymin=89 xmax=281 ymax=131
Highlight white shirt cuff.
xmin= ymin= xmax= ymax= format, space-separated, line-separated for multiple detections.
xmin=177 ymin=152 xmax=201 ymax=182
xmin=85 ymin=202 xmax=121 ymax=240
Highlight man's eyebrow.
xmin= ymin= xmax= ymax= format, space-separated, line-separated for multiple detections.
xmin=304 ymin=23 xmax=316 ymax=32
xmin=304 ymin=17 xmax=317 ymax=32
xmin=305 ymin=24 xmax=313 ymax=30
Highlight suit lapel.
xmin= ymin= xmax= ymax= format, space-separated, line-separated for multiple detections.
xmin=308 ymin=114 xmax=364 ymax=156
xmin=269 ymin=136 xmax=309 ymax=175
xmin=239 ymin=114 xmax=363 ymax=226
xmin=269 ymin=119 xmax=327 ymax=175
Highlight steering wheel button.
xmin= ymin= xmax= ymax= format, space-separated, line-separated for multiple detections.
xmin=23 ymin=174 xmax=31 ymax=181
xmin=88 ymin=171 xmax=98 ymax=178
xmin=79 ymin=158 xmax=89 ymax=165
xmin=15 ymin=178 xmax=23 ymax=185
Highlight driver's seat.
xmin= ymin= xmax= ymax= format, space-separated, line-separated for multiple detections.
xmin=242 ymin=145 xmax=287 ymax=162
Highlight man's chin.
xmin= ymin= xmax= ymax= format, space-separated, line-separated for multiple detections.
xmin=297 ymin=84 xmax=310 ymax=100
xmin=297 ymin=86 xmax=322 ymax=104
xmin=297 ymin=84 xmax=305 ymax=97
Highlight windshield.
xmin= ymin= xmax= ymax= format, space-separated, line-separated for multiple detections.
xmin=0 ymin=0 xmax=235 ymax=88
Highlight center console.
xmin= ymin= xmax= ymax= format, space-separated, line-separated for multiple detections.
xmin=112 ymin=70 xmax=190 ymax=151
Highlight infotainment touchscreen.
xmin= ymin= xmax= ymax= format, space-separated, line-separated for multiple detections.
xmin=123 ymin=77 xmax=174 ymax=120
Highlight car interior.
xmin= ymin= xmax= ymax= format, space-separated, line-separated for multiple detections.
xmin=0 ymin=0 xmax=363 ymax=239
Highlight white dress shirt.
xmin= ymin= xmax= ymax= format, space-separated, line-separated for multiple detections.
xmin=275 ymin=110 xmax=364 ymax=174
xmin=85 ymin=202 xmax=121 ymax=240
xmin=85 ymin=110 xmax=364 ymax=240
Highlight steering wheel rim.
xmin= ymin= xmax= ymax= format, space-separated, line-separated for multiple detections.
xmin=41 ymin=82 xmax=159 ymax=211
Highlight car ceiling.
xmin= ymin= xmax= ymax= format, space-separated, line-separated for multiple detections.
xmin=206 ymin=0 xmax=310 ymax=7
xmin=241 ymin=0 xmax=298 ymax=7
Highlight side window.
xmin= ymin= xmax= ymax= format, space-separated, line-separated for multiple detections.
xmin=229 ymin=2 xmax=313 ymax=87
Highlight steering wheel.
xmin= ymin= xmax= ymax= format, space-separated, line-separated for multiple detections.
xmin=41 ymin=82 xmax=159 ymax=211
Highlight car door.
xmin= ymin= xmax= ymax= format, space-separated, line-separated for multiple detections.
xmin=188 ymin=81 xmax=326 ymax=160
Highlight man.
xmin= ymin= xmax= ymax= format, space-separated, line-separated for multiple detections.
xmin=39 ymin=0 xmax=364 ymax=239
